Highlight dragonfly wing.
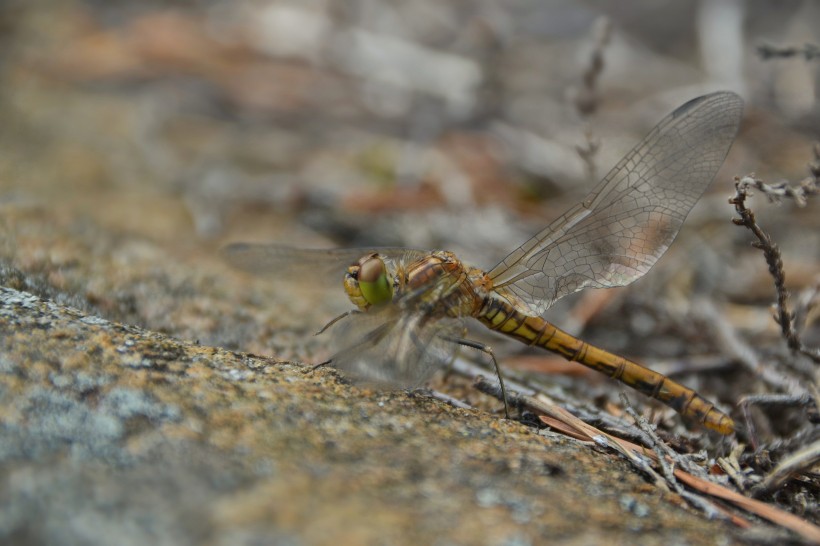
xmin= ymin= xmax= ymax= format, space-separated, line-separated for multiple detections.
xmin=488 ymin=91 xmax=743 ymax=315
xmin=222 ymin=243 xmax=428 ymax=283
xmin=325 ymin=305 xmax=465 ymax=388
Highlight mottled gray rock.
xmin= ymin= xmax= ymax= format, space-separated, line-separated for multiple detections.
xmin=0 ymin=287 xmax=739 ymax=545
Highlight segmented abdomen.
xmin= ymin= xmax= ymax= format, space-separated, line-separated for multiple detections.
xmin=478 ymin=298 xmax=734 ymax=434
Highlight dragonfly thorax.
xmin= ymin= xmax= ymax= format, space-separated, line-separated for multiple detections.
xmin=404 ymin=251 xmax=487 ymax=317
xmin=343 ymin=251 xmax=487 ymax=317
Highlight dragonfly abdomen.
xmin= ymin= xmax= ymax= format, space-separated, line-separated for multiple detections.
xmin=478 ymin=298 xmax=734 ymax=434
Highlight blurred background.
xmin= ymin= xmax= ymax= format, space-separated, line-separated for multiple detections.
xmin=0 ymin=0 xmax=818 ymax=424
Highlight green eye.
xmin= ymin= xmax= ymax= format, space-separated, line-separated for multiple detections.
xmin=358 ymin=256 xmax=392 ymax=306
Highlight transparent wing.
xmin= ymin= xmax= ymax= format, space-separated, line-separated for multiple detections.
xmin=488 ymin=91 xmax=743 ymax=315
xmin=325 ymin=305 xmax=465 ymax=388
xmin=222 ymin=243 xmax=429 ymax=283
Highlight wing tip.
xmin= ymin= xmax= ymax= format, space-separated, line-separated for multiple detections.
xmin=672 ymin=90 xmax=743 ymax=119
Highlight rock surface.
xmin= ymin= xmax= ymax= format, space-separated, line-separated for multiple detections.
xmin=3 ymin=1 xmax=818 ymax=544
xmin=0 ymin=285 xmax=738 ymax=545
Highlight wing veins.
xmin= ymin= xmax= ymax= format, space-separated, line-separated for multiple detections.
xmin=487 ymin=92 xmax=744 ymax=315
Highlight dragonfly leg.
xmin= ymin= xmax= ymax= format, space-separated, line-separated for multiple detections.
xmin=311 ymin=359 xmax=331 ymax=371
xmin=444 ymin=336 xmax=510 ymax=419
xmin=311 ymin=319 xmax=393 ymax=373
xmin=315 ymin=310 xmax=362 ymax=335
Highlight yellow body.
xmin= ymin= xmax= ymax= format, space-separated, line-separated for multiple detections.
xmin=478 ymin=295 xmax=734 ymax=434
xmin=344 ymin=251 xmax=735 ymax=435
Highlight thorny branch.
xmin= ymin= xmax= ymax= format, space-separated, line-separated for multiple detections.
xmin=572 ymin=17 xmax=610 ymax=180
xmin=734 ymin=171 xmax=820 ymax=209
xmin=729 ymin=188 xmax=798 ymax=354
xmin=729 ymin=145 xmax=820 ymax=364
xmin=757 ymin=43 xmax=820 ymax=61
xmin=474 ymin=377 xmax=820 ymax=541
xmin=572 ymin=17 xmax=611 ymax=117
xmin=620 ymin=394 xmax=725 ymax=518
xmin=752 ymin=438 xmax=820 ymax=497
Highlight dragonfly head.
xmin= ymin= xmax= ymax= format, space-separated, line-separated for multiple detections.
xmin=344 ymin=254 xmax=393 ymax=310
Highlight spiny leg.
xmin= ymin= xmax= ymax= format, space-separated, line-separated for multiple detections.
xmin=315 ymin=309 xmax=363 ymax=335
xmin=310 ymin=310 xmax=362 ymax=372
xmin=443 ymin=336 xmax=510 ymax=419
xmin=311 ymin=314 xmax=391 ymax=372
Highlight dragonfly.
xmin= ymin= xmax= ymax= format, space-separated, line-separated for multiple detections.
xmin=225 ymin=91 xmax=743 ymax=435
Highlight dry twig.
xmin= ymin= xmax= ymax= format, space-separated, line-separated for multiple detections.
xmin=757 ymin=43 xmax=820 ymax=61
xmin=730 ymin=168 xmax=820 ymax=364
xmin=726 ymin=148 xmax=820 ymax=522
xmin=571 ymin=17 xmax=610 ymax=180
xmin=474 ymin=376 xmax=820 ymax=542
xmin=753 ymin=439 xmax=820 ymax=497
xmin=620 ymin=394 xmax=724 ymax=518
xmin=717 ymin=444 xmax=754 ymax=493
xmin=693 ymin=297 xmax=805 ymax=395
xmin=571 ymin=17 xmax=611 ymax=117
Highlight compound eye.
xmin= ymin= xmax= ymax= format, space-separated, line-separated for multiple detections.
xmin=357 ymin=255 xmax=393 ymax=306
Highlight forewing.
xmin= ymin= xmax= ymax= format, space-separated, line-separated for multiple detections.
xmin=325 ymin=305 xmax=465 ymax=388
xmin=222 ymin=243 xmax=428 ymax=284
xmin=488 ymin=92 xmax=743 ymax=315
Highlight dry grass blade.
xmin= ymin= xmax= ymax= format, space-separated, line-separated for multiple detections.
xmin=673 ymin=471 xmax=820 ymax=543
xmin=754 ymin=439 xmax=820 ymax=495
xmin=474 ymin=377 xmax=820 ymax=542
xmin=539 ymin=398 xmax=820 ymax=540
